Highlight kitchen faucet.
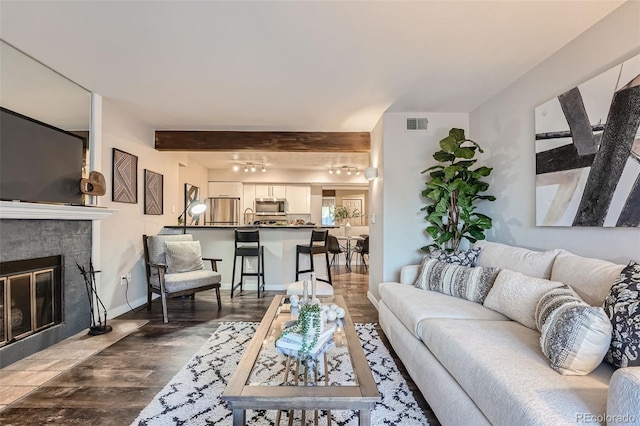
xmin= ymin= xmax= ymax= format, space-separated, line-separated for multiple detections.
xmin=243 ymin=207 xmax=255 ymax=225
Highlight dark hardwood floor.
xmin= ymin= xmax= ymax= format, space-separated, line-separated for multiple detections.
xmin=0 ymin=265 xmax=440 ymax=425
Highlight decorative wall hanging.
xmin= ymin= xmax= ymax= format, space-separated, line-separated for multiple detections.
xmin=535 ymin=54 xmax=640 ymax=227
xmin=112 ymin=148 xmax=138 ymax=204
xmin=184 ymin=183 xmax=201 ymax=225
xmin=144 ymin=169 xmax=163 ymax=215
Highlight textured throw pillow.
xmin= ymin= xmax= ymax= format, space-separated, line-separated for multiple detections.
xmin=474 ymin=240 xmax=560 ymax=279
xmin=428 ymin=247 xmax=480 ymax=267
xmin=414 ymin=257 xmax=499 ymax=303
xmin=483 ymin=269 xmax=563 ymax=329
xmin=535 ymin=286 xmax=612 ymax=375
xmin=164 ymin=241 xmax=205 ymax=274
xmin=603 ymin=261 xmax=640 ymax=368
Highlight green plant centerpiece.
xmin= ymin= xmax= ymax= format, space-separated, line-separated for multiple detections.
xmin=278 ymin=303 xmax=323 ymax=357
xmin=421 ymin=128 xmax=495 ymax=252
xmin=331 ymin=205 xmax=360 ymax=224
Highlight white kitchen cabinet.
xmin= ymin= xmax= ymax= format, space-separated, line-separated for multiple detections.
xmin=208 ymin=181 xmax=242 ymax=198
xmin=255 ymin=185 xmax=286 ymax=199
xmin=286 ymin=185 xmax=311 ymax=214
xmin=242 ymin=183 xmax=256 ymax=213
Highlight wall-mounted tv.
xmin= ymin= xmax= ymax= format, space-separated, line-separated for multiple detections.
xmin=0 ymin=107 xmax=85 ymax=205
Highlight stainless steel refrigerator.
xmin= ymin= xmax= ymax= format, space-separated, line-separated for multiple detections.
xmin=205 ymin=197 xmax=240 ymax=225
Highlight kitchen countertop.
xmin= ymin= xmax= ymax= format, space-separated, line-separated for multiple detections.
xmin=165 ymin=225 xmax=339 ymax=230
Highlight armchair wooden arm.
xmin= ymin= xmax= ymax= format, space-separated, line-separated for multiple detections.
xmin=203 ymin=257 xmax=222 ymax=272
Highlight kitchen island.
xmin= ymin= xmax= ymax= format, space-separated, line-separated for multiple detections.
xmin=162 ymin=225 xmax=337 ymax=292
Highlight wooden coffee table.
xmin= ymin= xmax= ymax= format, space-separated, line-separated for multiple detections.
xmin=221 ymin=294 xmax=380 ymax=425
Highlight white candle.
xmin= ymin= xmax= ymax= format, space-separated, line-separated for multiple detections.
xmin=302 ymin=280 xmax=309 ymax=303
xmin=311 ymin=272 xmax=317 ymax=300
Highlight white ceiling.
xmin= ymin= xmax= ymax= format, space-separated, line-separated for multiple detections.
xmin=0 ymin=1 xmax=624 ymax=170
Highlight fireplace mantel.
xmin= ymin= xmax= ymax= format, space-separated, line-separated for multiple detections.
xmin=0 ymin=201 xmax=117 ymax=220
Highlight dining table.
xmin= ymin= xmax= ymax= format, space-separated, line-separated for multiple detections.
xmin=335 ymin=235 xmax=364 ymax=272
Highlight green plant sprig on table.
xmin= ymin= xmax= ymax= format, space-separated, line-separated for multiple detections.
xmin=331 ymin=205 xmax=360 ymax=223
xmin=278 ymin=303 xmax=322 ymax=356
xmin=420 ymin=128 xmax=495 ymax=252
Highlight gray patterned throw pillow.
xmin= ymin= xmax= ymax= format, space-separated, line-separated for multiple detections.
xmin=603 ymin=261 xmax=640 ymax=368
xmin=429 ymin=247 xmax=481 ymax=267
xmin=536 ymin=286 xmax=612 ymax=375
xmin=414 ymin=257 xmax=499 ymax=304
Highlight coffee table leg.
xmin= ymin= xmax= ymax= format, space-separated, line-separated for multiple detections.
xmin=358 ymin=409 xmax=371 ymax=426
xmin=232 ymin=409 xmax=246 ymax=426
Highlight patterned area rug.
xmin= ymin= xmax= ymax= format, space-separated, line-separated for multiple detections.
xmin=132 ymin=322 xmax=428 ymax=425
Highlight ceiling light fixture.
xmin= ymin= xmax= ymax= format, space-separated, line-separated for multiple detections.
xmin=236 ymin=162 xmax=267 ymax=173
xmin=328 ymin=165 xmax=363 ymax=177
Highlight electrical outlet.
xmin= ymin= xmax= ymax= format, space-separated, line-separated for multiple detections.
xmin=126 ymin=273 xmax=132 ymax=282
xmin=120 ymin=275 xmax=127 ymax=286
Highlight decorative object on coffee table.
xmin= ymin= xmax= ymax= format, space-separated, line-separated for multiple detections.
xmin=112 ymin=148 xmax=138 ymax=203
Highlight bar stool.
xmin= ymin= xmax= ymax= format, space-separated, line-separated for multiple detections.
xmin=295 ymin=229 xmax=332 ymax=285
xmin=231 ymin=229 xmax=265 ymax=298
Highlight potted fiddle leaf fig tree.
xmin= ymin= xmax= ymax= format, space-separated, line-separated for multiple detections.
xmin=421 ymin=128 xmax=495 ymax=252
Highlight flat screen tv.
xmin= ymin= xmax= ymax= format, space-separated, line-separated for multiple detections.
xmin=0 ymin=107 xmax=85 ymax=205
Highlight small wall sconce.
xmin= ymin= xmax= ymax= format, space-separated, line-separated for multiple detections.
xmin=364 ymin=167 xmax=378 ymax=180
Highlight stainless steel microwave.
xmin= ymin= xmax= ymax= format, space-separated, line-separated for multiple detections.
xmin=255 ymin=199 xmax=286 ymax=216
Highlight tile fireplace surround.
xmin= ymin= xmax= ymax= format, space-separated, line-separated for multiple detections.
xmin=0 ymin=203 xmax=116 ymax=368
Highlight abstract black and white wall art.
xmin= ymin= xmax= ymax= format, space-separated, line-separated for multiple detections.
xmin=535 ymin=54 xmax=640 ymax=227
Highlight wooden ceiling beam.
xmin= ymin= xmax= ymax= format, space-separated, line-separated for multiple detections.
xmin=154 ymin=131 xmax=370 ymax=152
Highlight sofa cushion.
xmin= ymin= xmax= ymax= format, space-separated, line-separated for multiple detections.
xmin=414 ymin=257 xmax=499 ymax=304
xmin=378 ymin=282 xmax=508 ymax=339
xmin=474 ymin=240 xmax=560 ymax=279
xmin=604 ymin=261 xmax=640 ymax=368
xmin=419 ymin=319 xmax=615 ymax=426
xmin=428 ymin=247 xmax=480 ymax=267
xmin=536 ymin=286 xmax=612 ymax=375
xmin=550 ymin=251 xmax=625 ymax=306
xmin=483 ymin=269 xmax=563 ymax=329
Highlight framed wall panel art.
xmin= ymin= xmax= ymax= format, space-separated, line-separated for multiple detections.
xmin=112 ymin=148 xmax=138 ymax=204
xmin=535 ymin=53 xmax=640 ymax=227
xmin=144 ymin=169 xmax=163 ymax=215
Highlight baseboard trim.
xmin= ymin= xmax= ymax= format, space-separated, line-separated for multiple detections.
xmin=367 ymin=291 xmax=379 ymax=310
xmin=110 ymin=295 xmax=149 ymax=319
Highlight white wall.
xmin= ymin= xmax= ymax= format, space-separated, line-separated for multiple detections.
xmin=369 ymin=112 xmax=469 ymax=299
xmin=369 ymin=116 xmax=384 ymax=298
xmin=470 ymin=1 xmax=640 ymax=264
xmin=179 ymin=159 xmax=209 ymax=216
xmin=99 ymin=100 xmax=201 ymax=317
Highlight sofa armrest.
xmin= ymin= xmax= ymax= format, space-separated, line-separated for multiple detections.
xmin=400 ymin=265 xmax=421 ymax=285
xmin=607 ymin=367 xmax=640 ymax=424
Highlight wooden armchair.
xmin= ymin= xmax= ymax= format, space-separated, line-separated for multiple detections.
xmin=143 ymin=234 xmax=222 ymax=323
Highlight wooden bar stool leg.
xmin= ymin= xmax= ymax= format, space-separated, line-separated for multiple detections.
xmin=231 ymin=254 xmax=237 ymax=298
xmin=295 ymin=249 xmax=300 ymax=281
xmin=325 ymin=251 xmax=332 ymax=285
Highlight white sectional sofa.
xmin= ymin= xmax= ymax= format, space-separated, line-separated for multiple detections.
xmin=378 ymin=241 xmax=640 ymax=426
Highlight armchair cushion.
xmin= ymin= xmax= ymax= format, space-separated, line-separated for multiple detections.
xmin=164 ymin=241 xmax=205 ymax=273
xmin=147 ymin=234 xmax=193 ymax=265
xmin=150 ymin=269 xmax=222 ymax=293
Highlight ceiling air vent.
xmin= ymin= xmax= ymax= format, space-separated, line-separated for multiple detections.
xmin=406 ymin=117 xmax=428 ymax=131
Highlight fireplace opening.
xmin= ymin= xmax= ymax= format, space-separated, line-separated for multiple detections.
xmin=0 ymin=256 xmax=62 ymax=347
